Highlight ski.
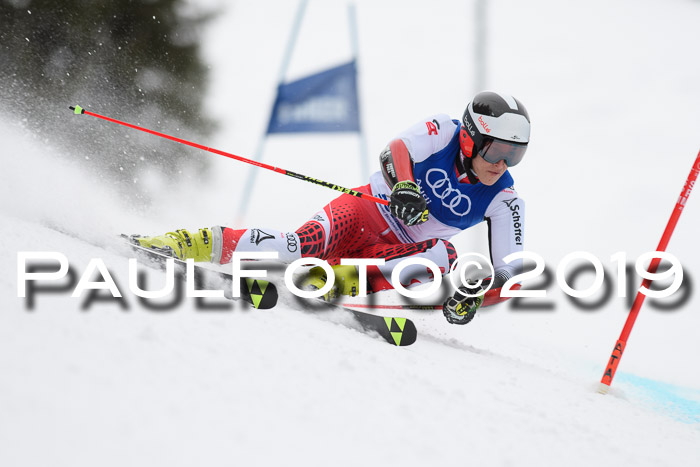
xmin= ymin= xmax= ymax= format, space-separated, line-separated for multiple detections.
xmin=304 ymin=300 xmax=417 ymax=346
xmin=121 ymin=235 xmax=415 ymax=344
xmin=343 ymin=307 xmax=417 ymax=346
xmin=121 ymin=235 xmax=278 ymax=309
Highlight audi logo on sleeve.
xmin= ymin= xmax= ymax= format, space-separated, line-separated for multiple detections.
xmin=421 ymin=168 xmax=472 ymax=216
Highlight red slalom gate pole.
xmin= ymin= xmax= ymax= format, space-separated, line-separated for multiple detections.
xmin=598 ymin=149 xmax=700 ymax=394
xmin=69 ymin=105 xmax=389 ymax=206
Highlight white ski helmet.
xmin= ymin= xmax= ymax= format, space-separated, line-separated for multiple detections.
xmin=459 ymin=91 xmax=530 ymax=167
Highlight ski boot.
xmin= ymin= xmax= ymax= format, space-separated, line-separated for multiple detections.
xmin=301 ymin=265 xmax=361 ymax=301
xmin=130 ymin=228 xmax=214 ymax=262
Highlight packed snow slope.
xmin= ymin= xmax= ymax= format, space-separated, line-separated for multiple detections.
xmin=2 ymin=209 xmax=699 ymax=467
xmin=2 ymin=0 xmax=700 ymax=466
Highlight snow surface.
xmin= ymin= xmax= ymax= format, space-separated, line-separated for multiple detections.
xmin=2 ymin=0 xmax=700 ymax=466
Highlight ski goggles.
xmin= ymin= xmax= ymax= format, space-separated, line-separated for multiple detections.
xmin=462 ymin=108 xmax=529 ymax=167
xmin=478 ymin=137 xmax=528 ymax=167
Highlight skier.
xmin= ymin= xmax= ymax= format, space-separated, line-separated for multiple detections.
xmin=132 ymin=91 xmax=530 ymax=325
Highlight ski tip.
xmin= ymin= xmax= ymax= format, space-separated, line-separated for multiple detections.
xmin=120 ymin=233 xmax=138 ymax=245
xmin=243 ymin=278 xmax=278 ymax=310
xmin=396 ymin=318 xmax=417 ymax=346
xmin=70 ymin=105 xmax=85 ymax=115
xmin=380 ymin=316 xmax=417 ymax=346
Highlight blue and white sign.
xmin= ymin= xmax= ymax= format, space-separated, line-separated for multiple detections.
xmin=266 ymin=60 xmax=360 ymax=133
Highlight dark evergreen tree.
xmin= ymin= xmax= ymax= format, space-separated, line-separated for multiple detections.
xmin=0 ymin=0 xmax=214 ymax=198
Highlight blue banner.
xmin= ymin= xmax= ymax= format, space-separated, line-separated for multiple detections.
xmin=266 ymin=60 xmax=360 ymax=134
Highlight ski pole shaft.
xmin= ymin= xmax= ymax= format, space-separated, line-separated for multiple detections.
xmin=598 ymin=149 xmax=700 ymax=394
xmin=69 ymin=105 xmax=389 ymax=206
xmin=341 ymin=303 xmax=443 ymax=311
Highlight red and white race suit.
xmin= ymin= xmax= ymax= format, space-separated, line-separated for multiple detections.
xmin=215 ymin=114 xmax=525 ymax=302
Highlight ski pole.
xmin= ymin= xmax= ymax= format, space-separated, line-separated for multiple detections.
xmin=598 ymin=149 xmax=700 ymax=394
xmin=69 ymin=105 xmax=389 ymax=206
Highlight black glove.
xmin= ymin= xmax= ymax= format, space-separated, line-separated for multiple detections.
xmin=390 ymin=180 xmax=429 ymax=226
xmin=442 ymin=281 xmax=485 ymax=325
